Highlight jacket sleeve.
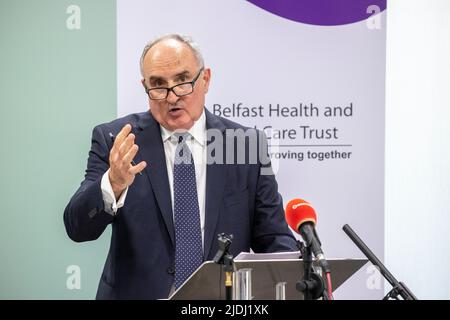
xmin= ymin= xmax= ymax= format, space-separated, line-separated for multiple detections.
xmin=251 ymin=131 xmax=298 ymax=252
xmin=63 ymin=124 xmax=115 ymax=242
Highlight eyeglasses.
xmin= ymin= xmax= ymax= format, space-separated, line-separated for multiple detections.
xmin=145 ymin=68 xmax=204 ymax=100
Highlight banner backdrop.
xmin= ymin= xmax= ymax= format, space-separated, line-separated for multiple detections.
xmin=117 ymin=0 xmax=386 ymax=299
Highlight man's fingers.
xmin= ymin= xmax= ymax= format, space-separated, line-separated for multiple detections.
xmin=128 ymin=161 xmax=147 ymax=175
xmin=110 ymin=150 xmax=119 ymax=165
xmin=123 ymin=144 xmax=139 ymax=165
xmin=118 ymin=133 xmax=135 ymax=157
xmin=114 ymin=124 xmax=132 ymax=148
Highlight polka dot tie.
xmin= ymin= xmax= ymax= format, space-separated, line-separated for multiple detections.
xmin=173 ymin=133 xmax=203 ymax=288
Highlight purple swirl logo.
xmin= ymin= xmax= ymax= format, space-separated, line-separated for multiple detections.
xmin=247 ymin=0 xmax=386 ymax=26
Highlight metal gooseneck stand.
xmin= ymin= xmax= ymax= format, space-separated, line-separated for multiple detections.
xmin=343 ymin=224 xmax=417 ymax=300
xmin=295 ymin=240 xmax=328 ymax=300
xmin=213 ymin=233 xmax=234 ymax=300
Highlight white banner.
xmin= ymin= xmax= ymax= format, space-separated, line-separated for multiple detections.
xmin=117 ymin=0 xmax=386 ymax=299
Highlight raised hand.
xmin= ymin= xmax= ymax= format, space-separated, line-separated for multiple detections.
xmin=108 ymin=124 xmax=147 ymax=199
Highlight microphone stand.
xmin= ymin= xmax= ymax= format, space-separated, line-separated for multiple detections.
xmin=213 ymin=233 xmax=234 ymax=300
xmin=296 ymin=240 xmax=327 ymax=300
xmin=343 ymin=224 xmax=418 ymax=300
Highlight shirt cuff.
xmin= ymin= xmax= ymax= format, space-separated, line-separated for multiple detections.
xmin=101 ymin=169 xmax=128 ymax=215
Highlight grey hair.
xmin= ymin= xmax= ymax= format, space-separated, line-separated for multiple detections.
xmin=139 ymin=34 xmax=205 ymax=77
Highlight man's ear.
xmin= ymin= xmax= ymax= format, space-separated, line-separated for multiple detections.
xmin=141 ymin=78 xmax=147 ymax=90
xmin=202 ymin=68 xmax=211 ymax=94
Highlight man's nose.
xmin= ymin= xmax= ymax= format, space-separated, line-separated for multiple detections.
xmin=166 ymin=89 xmax=180 ymax=105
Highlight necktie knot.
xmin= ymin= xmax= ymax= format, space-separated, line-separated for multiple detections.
xmin=174 ymin=133 xmax=193 ymax=165
xmin=173 ymin=132 xmax=190 ymax=144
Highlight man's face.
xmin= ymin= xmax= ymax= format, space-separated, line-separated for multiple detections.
xmin=141 ymin=39 xmax=211 ymax=131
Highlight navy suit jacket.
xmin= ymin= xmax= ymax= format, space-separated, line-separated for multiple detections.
xmin=64 ymin=109 xmax=297 ymax=299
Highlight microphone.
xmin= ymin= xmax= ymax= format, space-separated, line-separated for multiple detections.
xmin=285 ymin=199 xmax=330 ymax=273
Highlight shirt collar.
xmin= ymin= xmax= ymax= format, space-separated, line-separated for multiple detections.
xmin=160 ymin=108 xmax=206 ymax=146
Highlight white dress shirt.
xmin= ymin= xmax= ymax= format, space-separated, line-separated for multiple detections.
xmin=101 ymin=110 xmax=207 ymax=245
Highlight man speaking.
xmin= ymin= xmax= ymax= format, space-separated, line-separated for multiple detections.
xmin=64 ymin=34 xmax=297 ymax=299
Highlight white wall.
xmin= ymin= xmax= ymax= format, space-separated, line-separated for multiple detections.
xmin=386 ymin=0 xmax=450 ymax=299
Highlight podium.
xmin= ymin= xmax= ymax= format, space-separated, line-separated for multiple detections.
xmin=168 ymin=253 xmax=367 ymax=300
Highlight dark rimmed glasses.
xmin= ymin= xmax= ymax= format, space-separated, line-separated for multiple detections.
xmin=145 ymin=68 xmax=204 ymax=100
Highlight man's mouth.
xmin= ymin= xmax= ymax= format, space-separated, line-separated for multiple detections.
xmin=169 ymin=107 xmax=182 ymax=113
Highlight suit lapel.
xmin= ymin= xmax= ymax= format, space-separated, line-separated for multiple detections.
xmin=133 ymin=109 xmax=228 ymax=255
xmin=203 ymin=109 xmax=227 ymax=259
xmin=135 ymin=112 xmax=175 ymax=245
